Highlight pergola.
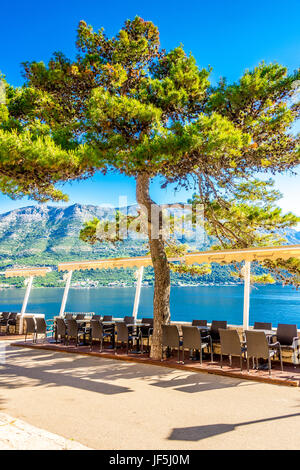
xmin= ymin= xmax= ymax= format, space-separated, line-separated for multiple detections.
xmin=4 ymin=267 xmax=52 ymax=333
xmin=57 ymin=257 xmax=154 ymax=319
xmin=58 ymin=244 xmax=300 ymax=327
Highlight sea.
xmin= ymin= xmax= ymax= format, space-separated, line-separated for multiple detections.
xmin=0 ymin=284 xmax=299 ymax=327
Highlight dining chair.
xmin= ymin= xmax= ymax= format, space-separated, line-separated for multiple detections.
xmin=276 ymin=324 xmax=299 ymax=366
xmin=182 ymin=325 xmax=213 ymax=364
xmin=219 ymin=329 xmax=246 ymax=371
xmin=161 ymin=324 xmax=182 ymax=363
xmin=245 ymin=330 xmax=283 ymax=376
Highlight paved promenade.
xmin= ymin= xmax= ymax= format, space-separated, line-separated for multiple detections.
xmin=1 ymin=345 xmax=300 ymax=449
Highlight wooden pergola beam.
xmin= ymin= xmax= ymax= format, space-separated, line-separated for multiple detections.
xmin=57 ymin=245 xmax=300 ymax=272
xmin=5 ymin=267 xmax=51 ymax=278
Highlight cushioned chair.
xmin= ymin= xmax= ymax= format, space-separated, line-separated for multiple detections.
xmin=245 ymin=330 xmax=283 ymax=376
xmin=219 ymin=329 xmax=246 ymax=371
xmin=276 ymin=324 xmax=299 ymax=366
xmin=161 ymin=325 xmax=182 ymax=363
xmin=182 ymin=325 xmax=213 ymax=364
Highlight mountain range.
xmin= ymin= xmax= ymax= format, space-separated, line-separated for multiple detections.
xmin=0 ymin=203 xmax=299 ymax=263
xmin=0 ymin=203 xmax=299 ymax=287
xmin=0 ymin=203 xmax=147 ymax=264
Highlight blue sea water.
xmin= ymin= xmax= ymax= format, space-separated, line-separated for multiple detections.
xmin=0 ymin=285 xmax=299 ymax=327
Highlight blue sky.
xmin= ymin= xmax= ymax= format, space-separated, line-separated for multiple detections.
xmin=0 ymin=0 xmax=299 ymax=215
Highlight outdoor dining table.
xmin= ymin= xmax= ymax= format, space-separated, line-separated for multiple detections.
xmin=257 ymin=329 xmax=276 ymax=337
xmin=243 ymin=329 xmax=276 ymax=341
xmin=195 ymin=325 xmax=210 ymax=332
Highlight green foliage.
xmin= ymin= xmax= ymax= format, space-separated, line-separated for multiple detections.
xmin=80 ymin=211 xmax=139 ymax=244
xmin=0 ymin=17 xmax=299 ymax=291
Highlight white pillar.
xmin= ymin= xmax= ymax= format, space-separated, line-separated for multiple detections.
xmin=59 ymin=270 xmax=73 ymax=317
xmin=19 ymin=275 xmax=34 ymax=334
xmin=243 ymin=261 xmax=251 ymax=330
xmin=132 ymin=267 xmax=144 ymax=321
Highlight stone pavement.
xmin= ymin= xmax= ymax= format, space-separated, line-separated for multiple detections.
xmin=0 ymin=412 xmax=90 ymax=450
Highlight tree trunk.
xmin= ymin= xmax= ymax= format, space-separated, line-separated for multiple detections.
xmin=136 ymin=173 xmax=170 ymax=360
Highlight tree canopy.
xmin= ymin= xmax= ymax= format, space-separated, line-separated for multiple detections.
xmin=0 ymin=16 xmax=300 ymax=357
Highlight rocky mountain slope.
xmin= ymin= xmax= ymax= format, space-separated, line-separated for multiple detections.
xmin=0 ymin=203 xmax=298 ymax=264
xmin=0 ymin=204 xmax=146 ymax=262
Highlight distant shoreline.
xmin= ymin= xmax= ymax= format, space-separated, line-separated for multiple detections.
xmin=0 ymin=282 xmax=272 ymax=290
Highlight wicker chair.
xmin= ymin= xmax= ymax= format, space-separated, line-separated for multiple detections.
xmin=254 ymin=322 xmax=272 ymax=330
xmin=65 ymin=319 xmax=86 ymax=346
xmin=210 ymin=321 xmax=227 ymax=341
xmin=140 ymin=318 xmax=153 ymax=352
xmin=35 ymin=317 xmax=49 ymax=343
xmin=6 ymin=313 xmax=18 ymax=334
xmin=245 ymin=330 xmax=283 ymax=376
xmin=101 ymin=315 xmax=114 ymax=335
xmin=115 ymin=322 xmax=139 ymax=355
xmin=55 ymin=318 xmax=66 ymax=343
xmin=276 ymin=324 xmax=299 ymax=366
xmin=182 ymin=325 xmax=213 ymax=364
xmin=102 ymin=315 xmax=113 ymax=322
xmin=210 ymin=321 xmax=227 ymax=353
xmin=24 ymin=317 xmax=36 ymax=342
xmin=123 ymin=316 xmax=135 ymax=334
xmin=219 ymin=329 xmax=246 ymax=371
xmin=75 ymin=314 xmax=85 ymax=320
xmin=92 ymin=314 xmax=102 ymax=321
xmin=161 ymin=325 xmax=182 ymax=362
xmin=192 ymin=320 xmax=207 ymax=326
xmin=90 ymin=320 xmax=104 ymax=351
xmin=0 ymin=312 xmax=11 ymax=333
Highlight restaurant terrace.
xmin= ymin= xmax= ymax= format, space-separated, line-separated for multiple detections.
xmin=1 ymin=244 xmax=300 ymax=387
